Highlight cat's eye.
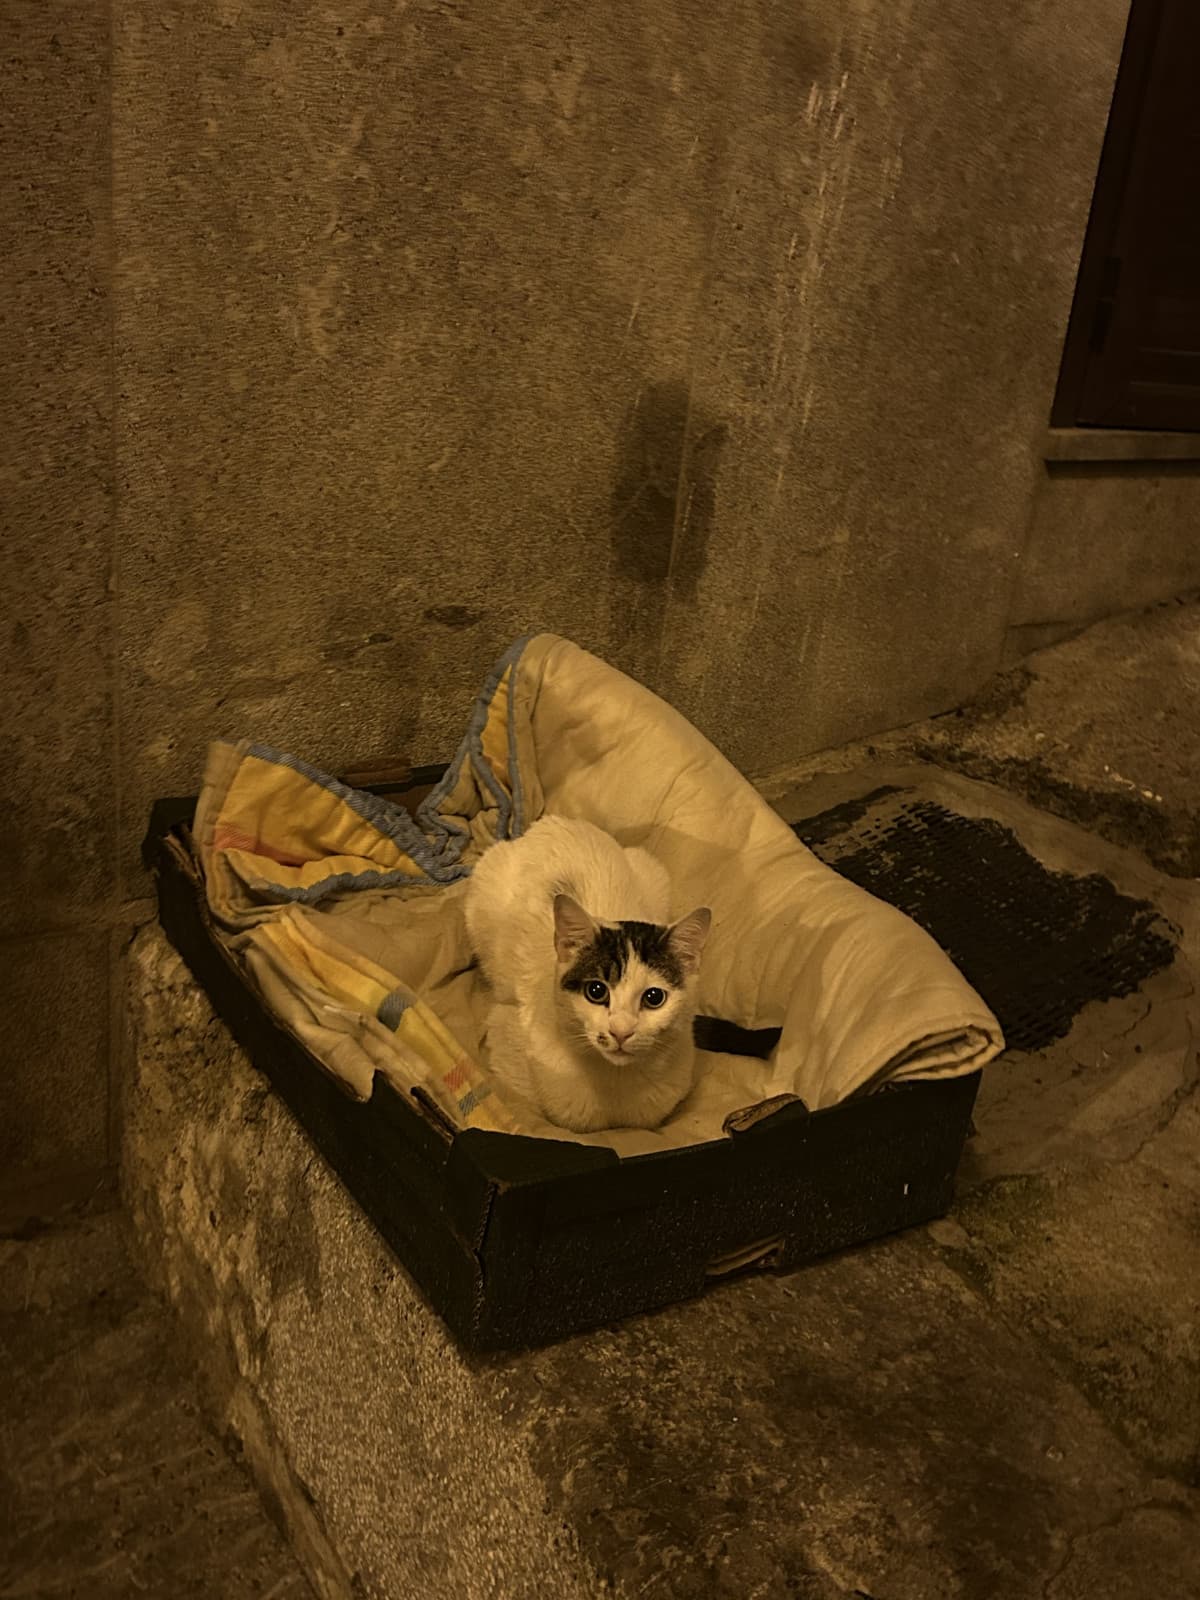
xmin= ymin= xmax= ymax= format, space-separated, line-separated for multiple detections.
xmin=583 ymin=980 xmax=608 ymax=1005
xmin=641 ymin=987 xmax=667 ymax=1009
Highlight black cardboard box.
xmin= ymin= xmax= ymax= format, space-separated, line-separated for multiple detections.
xmin=143 ymin=769 xmax=980 ymax=1352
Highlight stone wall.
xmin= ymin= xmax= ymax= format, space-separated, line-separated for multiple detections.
xmin=6 ymin=0 xmax=1200 ymax=1190
xmin=2 ymin=3 xmax=114 ymax=1196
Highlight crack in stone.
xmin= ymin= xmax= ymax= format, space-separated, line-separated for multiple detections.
xmin=1039 ymin=1496 xmax=1191 ymax=1599
xmin=1117 ymin=981 xmax=1198 ymax=1168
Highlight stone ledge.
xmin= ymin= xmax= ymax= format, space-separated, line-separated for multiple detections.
xmin=120 ymin=903 xmax=1200 ymax=1600
xmin=1044 ymin=427 xmax=1200 ymax=462
xmin=119 ymin=925 xmax=594 ymax=1600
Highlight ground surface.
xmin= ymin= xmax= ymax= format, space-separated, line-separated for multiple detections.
xmin=0 ymin=1205 xmax=309 ymax=1599
xmin=757 ymin=591 xmax=1200 ymax=880
xmin=3 ymin=594 xmax=1200 ymax=1599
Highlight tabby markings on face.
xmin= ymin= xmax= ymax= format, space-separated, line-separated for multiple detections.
xmin=559 ymin=920 xmax=685 ymax=994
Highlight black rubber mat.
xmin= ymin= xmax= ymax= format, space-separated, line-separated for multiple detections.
xmin=795 ymin=787 xmax=1179 ymax=1053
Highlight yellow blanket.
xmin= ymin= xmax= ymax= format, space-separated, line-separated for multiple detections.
xmin=192 ymin=634 xmax=1004 ymax=1154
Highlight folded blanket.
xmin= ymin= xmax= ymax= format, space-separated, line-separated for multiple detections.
xmin=192 ymin=634 xmax=1004 ymax=1154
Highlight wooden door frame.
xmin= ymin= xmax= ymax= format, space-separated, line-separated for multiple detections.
xmin=1051 ymin=0 xmax=1166 ymax=428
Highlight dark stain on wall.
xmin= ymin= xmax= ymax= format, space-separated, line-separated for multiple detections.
xmin=321 ymin=632 xmax=396 ymax=664
xmin=764 ymin=15 xmax=835 ymax=96
xmin=610 ymin=379 xmax=726 ymax=602
xmin=676 ymin=417 xmax=727 ymax=600
xmin=423 ymin=604 xmax=485 ymax=629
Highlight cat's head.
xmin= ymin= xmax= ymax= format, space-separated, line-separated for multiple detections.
xmin=552 ymin=895 xmax=711 ymax=1064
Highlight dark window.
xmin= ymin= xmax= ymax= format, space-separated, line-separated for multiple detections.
xmin=1053 ymin=0 xmax=1200 ymax=431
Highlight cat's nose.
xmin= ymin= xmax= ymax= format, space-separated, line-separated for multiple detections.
xmin=610 ymin=1022 xmax=636 ymax=1046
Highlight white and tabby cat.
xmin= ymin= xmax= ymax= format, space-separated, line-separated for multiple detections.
xmin=464 ymin=815 xmax=711 ymax=1133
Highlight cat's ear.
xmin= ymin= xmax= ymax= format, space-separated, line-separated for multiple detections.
xmin=553 ymin=894 xmax=596 ymax=964
xmin=668 ymin=907 xmax=711 ymax=975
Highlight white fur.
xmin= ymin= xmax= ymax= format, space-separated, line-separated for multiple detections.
xmin=464 ymin=815 xmax=709 ymax=1132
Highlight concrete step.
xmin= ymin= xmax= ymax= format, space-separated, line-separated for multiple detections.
xmin=119 ymin=772 xmax=1200 ymax=1600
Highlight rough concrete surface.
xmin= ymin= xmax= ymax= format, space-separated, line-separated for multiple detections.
xmin=117 ymin=749 xmax=1200 ymax=1599
xmin=507 ymin=1245 xmax=1197 ymax=1600
xmin=758 ymin=594 xmax=1200 ymax=882
xmin=1 ymin=1 xmax=120 ymax=1204
xmin=0 ymin=2 xmax=114 ymax=941
xmin=118 ymin=937 xmax=599 ymax=1600
xmin=0 ymin=1209 xmax=308 ymax=1599
xmin=769 ymin=760 xmax=1200 ymax=1186
xmin=1014 ymin=468 xmax=1200 ymax=648
xmin=1 ymin=930 xmax=111 ymax=1190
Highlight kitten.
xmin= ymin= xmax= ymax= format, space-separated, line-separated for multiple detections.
xmin=464 ymin=815 xmax=711 ymax=1133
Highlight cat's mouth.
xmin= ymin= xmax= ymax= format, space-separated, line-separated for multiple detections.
xmin=596 ymin=1039 xmax=638 ymax=1061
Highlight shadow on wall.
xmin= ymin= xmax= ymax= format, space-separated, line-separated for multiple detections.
xmin=609 ymin=379 xmax=727 ymax=602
